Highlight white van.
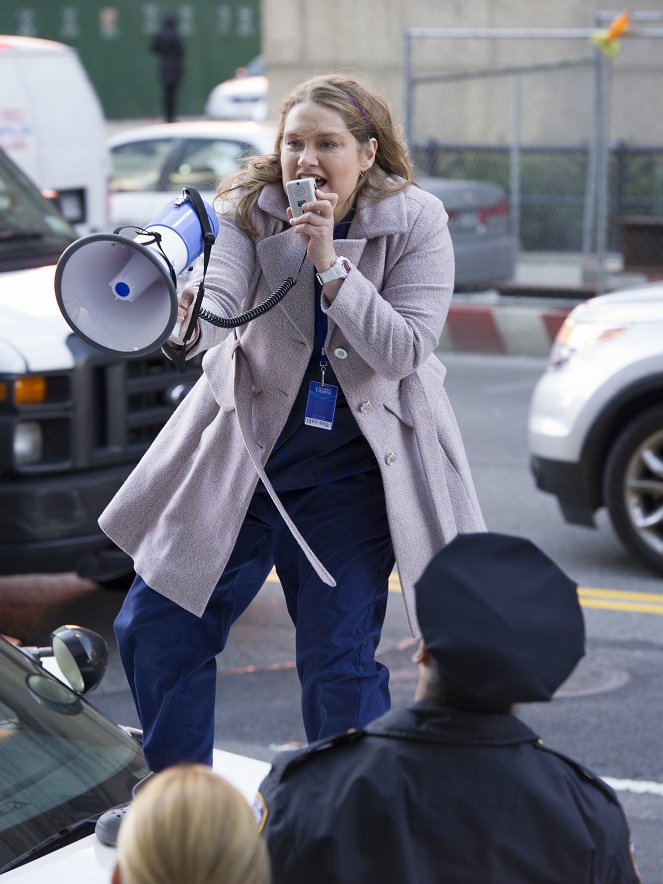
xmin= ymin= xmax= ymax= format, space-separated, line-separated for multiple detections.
xmin=0 ymin=35 xmax=108 ymax=233
xmin=0 ymin=145 xmax=201 ymax=587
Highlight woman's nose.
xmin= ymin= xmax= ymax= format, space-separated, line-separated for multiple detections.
xmin=297 ymin=143 xmax=316 ymax=168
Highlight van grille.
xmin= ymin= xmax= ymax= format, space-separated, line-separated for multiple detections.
xmin=68 ymin=337 xmax=202 ymax=470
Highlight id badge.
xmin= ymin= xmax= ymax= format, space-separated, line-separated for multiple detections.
xmin=305 ymin=381 xmax=338 ymax=430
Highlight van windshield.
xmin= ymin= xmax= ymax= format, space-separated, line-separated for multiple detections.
xmin=0 ymin=150 xmax=75 ymax=270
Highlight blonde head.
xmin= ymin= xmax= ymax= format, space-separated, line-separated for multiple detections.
xmin=218 ymin=72 xmax=414 ymax=234
xmin=114 ymin=765 xmax=270 ymax=884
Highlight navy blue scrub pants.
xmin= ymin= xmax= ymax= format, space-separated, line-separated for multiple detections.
xmin=114 ymin=471 xmax=395 ymax=772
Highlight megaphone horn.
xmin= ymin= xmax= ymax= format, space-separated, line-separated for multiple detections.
xmin=54 ymin=189 xmax=219 ymax=358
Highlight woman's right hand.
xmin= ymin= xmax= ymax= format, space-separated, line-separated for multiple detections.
xmin=177 ymin=287 xmax=195 ymax=323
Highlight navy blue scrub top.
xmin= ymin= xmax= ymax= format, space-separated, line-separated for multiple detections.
xmin=261 ymin=208 xmax=378 ymax=492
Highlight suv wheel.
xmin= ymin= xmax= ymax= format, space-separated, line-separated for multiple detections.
xmin=604 ymin=405 xmax=663 ymax=576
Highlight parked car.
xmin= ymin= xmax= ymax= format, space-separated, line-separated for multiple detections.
xmin=204 ymin=54 xmax=268 ymax=121
xmin=108 ymin=122 xmax=517 ymax=289
xmin=0 ymin=628 xmax=269 ymax=881
xmin=107 ymin=120 xmax=276 ymax=228
xmin=417 ymin=176 xmax=517 ymax=290
xmin=528 ymin=282 xmax=663 ymax=576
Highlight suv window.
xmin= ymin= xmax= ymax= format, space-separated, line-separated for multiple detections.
xmin=0 ymin=150 xmax=75 ymax=270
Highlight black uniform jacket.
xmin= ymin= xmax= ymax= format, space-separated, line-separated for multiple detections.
xmin=257 ymin=704 xmax=640 ymax=884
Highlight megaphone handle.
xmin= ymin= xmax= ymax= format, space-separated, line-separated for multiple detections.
xmin=169 ymin=300 xmax=196 ymax=346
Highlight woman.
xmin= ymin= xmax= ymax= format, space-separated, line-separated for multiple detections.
xmin=100 ymin=73 xmax=485 ymax=772
xmin=112 ymin=765 xmax=270 ymax=884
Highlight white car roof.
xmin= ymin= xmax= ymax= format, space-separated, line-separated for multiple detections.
xmin=107 ymin=120 xmax=277 ymax=152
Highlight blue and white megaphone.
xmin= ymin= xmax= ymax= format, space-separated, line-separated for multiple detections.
xmin=54 ymin=189 xmax=219 ymax=358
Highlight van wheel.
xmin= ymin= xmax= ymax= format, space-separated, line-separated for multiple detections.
xmin=603 ymin=405 xmax=663 ymax=577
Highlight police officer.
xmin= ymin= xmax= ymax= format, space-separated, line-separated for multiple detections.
xmin=256 ymin=532 xmax=641 ymax=884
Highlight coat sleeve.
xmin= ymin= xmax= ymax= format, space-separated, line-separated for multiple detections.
xmin=257 ymin=769 xmax=309 ymax=884
xmin=183 ymin=213 xmax=260 ymax=358
xmin=323 ymin=190 xmax=454 ymax=381
xmin=600 ymin=813 xmax=641 ymax=883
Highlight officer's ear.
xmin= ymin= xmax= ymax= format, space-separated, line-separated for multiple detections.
xmin=411 ymin=640 xmax=431 ymax=667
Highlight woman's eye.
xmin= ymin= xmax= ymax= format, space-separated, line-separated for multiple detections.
xmin=285 ymin=140 xmax=302 ymax=149
xmin=320 ymin=141 xmax=337 ymax=149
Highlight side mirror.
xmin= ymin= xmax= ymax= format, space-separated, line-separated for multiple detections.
xmin=21 ymin=625 xmax=109 ymax=694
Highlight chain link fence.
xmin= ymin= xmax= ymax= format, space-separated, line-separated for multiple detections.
xmin=403 ymin=14 xmax=663 ymax=293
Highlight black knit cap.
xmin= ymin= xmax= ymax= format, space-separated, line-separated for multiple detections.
xmin=414 ymin=532 xmax=585 ymax=708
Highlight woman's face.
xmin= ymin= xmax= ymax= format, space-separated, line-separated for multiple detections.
xmin=280 ymin=100 xmax=377 ymax=222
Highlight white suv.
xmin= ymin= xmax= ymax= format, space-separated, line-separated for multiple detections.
xmin=528 ymin=282 xmax=663 ymax=576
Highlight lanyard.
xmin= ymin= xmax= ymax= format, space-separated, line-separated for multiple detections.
xmin=314 ymin=295 xmax=329 ymax=386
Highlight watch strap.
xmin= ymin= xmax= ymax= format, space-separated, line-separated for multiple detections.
xmin=316 ymin=256 xmax=352 ymax=285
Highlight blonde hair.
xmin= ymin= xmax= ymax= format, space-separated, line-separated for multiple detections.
xmin=218 ymin=72 xmax=414 ymax=235
xmin=115 ymin=765 xmax=270 ymax=884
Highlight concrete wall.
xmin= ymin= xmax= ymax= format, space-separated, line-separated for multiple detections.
xmin=262 ymin=0 xmax=663 ymax=146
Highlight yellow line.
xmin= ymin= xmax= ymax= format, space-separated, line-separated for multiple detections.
xmin=579 ymin=587 xmax=663 ymax=603
xmin=579 ymin=599 xmax=663 ymax=614
xmin=266 ymin=569 xmax=663 ymax=614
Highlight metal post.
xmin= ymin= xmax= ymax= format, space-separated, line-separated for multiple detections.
xmin=510 ymin=74 xmax=522 ymax=248
xmin=594 ymin=49 xmax=612 ymax=292
xmin=582 ymin=52 xmax=600 ymax=270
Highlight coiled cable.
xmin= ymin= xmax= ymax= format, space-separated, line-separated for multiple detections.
xmin=197 ymin=275 xmax=296 ymax=328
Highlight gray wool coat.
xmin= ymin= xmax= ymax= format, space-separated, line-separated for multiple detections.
xmin=98 ymin=180 xmax=485 ymax=636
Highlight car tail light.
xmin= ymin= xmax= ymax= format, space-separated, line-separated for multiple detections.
xmin=478 ymin=198 xmax=509 ymax=224
xmin=447 ymin=198 xmax=509 ymax=232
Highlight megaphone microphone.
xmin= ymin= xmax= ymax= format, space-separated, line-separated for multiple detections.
xmin=54 ymin=189 xmax=220 ymax=358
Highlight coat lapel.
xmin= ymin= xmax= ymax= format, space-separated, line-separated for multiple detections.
xmin=254 ymin=181 xmax=409 ymax=338
xmin=255 ymin=228 xmax=312 ymax=339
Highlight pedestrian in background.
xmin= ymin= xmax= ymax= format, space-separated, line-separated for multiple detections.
xmin=150 ymin=13 xmax=184 ymax=123
xmin=112 ymin=765 xmax=270 ymax=884
xmin=100 ymin=72 xmax=485 ymax=773
xmin=258 ymin=532 xmax=640 ymax=884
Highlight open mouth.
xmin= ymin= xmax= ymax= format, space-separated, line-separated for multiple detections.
xmin=300 ymin=175 xmax=327 ymax=189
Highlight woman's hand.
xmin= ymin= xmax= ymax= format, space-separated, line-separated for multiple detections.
xmin=287 ymin=188 xmax=338 ymax=275
xmin=177 ymin=286 xmax=195 ymax=324
xmin=168 ymin=285 xmax=199 ymax=347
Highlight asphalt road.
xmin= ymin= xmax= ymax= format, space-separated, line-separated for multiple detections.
xmin=1 ymin=351 xmax=661 ymax=881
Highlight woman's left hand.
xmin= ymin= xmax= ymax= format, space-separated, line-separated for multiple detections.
xmin=287 ymin=188 xmax=339 ymax=273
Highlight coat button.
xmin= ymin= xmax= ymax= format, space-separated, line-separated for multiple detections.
xmin=334 ymin=347 xmax=348 ymax=359
xmin=385 ymin=451 xmax=397 ymax=465
xmin=359 ymin=400 xmax=372 ymax=413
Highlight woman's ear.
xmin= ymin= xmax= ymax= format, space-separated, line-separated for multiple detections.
xmin=112 ymin=862 xmax=122 ymax=884
xmin=362 ymin=137 xmax=378 ymax=171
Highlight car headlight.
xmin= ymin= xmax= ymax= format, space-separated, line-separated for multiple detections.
xmin=14 ymin=421 xmax=43 ymax=464
xmin=549 ymin=310 xmax=627 ymax=369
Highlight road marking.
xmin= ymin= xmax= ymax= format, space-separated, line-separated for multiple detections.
xmin=578 ymin=587 xmax=663 ymax=615
xmin=266 ymin=571 xmax=663 ymax=613
xmin=603 ymin=777 xmax=663 ymax=797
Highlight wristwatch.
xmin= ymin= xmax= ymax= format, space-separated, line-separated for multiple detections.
xmin=316 ymin=256 xmax=352 ymax=286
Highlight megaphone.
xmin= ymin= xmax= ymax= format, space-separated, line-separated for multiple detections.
xmin=54 ymin=190 xmax=219 ymax=358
